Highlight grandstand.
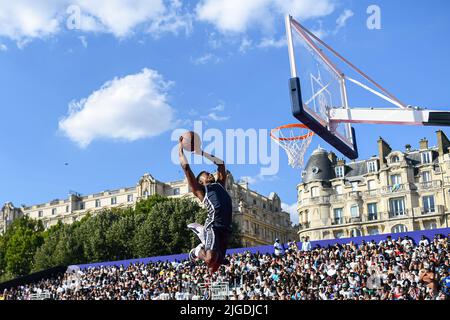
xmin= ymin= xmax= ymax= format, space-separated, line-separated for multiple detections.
xmin=1 ymin=228 xmax=450 ymax=300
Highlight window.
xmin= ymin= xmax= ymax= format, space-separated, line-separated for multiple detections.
xmin=423 ymin=195 xmax=435 ymax=214
xmin=351 ymin=182 xmax=358 ymax=192
xmin=127 ymin=194 xmax=133 ymax=202
xmin=253 ymin=199 xmax=257 ymax=205
xmin=390 ymin=174 xmax=402 ymax=185
xmin=52 ymin=208 xmax=56 ymax=215
xmin=421 ymin=151 xmax=432 ymax=164
xmin=334 ymin=231 xmax=344 ymax=239
xmin=424 ymin=221 xmax=437 ymax=230
xmin=79 ymin=202 xmax=85 ymax=210
xmin=421 ymin=171 xmax=431 ymax=183
xmin=351 ymin=229 xmax=362 ymax=237
xmin=350 ymin=205 xmax=359 ymax=218
xmin=335 ymin=166 xmax=345 ymax=178
xmin=368 ymin=228 xmax=379 ymax=235
xmin=391 ymin=224 xmax=407 ymax=234
xmin=391 ymin=155 xmax=400 ymax=163
xmin=333 ymin=208 xmax=343 ymax=224
xmin=66 ymin=205 xmax=69 ymax=213
xmin=368 ymin=180 xmax=376 ymax=191
xmin=335 ymin=185 xmax=343 ymax=195
xmin=143 ymin=190 xmax=149 ymax=197
xmin=95 ymin=199 xmax=101 ymax=208
xmin=38 ymin=211 xmax=43 ymax=218
xmin=311 ymin=187 xmax=319 ymax=198
xmin=367 ymin=161 xmax=378 ymax=173
xmin=111 ymin=197 xmax=117 ymax=205
xmin=389 ymin=197 xmax=406 ymax=216
xmin=173 ymin=188 xmax=180 ymax=196
xmin=367 ymin=203 xmax=378 ymax=220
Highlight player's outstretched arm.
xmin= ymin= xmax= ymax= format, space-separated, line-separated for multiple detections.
xmin=179 ymin=137 xmax=205 ymax=201
xmin=197 ymin=150 xmax=227 ymax=187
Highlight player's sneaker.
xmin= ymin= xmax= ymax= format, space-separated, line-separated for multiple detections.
xmin=187 ymin=223 xmax=205 ymax=244
xmin=189 ymin=243 xmax=204 ymax=262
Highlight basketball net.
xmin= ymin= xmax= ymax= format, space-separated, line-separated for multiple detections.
xmin=270 ymin=124 xmax=314 ymax=169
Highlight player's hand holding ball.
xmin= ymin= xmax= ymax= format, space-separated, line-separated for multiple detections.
xmin=180 ymin=131 xmax=202 ymax=154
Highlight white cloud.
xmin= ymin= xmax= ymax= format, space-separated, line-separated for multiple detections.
xmin=240 ymin=173 xmax=278 ymax=185
xmin=147 ymin=0 xmax=193 ymax=38
xmin=196 ymin=0 xmax=336 ymax=33
xmin=0 ymin=43 xmax=7 ymax=51
xmin=78 ymin=35 xmax=87 ymax=48
xmin=281 ymin=202 xmax=299 ymax=225
xmin=239 ymin=37 xmax=253 ymax=53
xmin=258 ymin=37 xmax=286 ymax=49
xmin=202 ymin=101 xmax=229 ymax=121
xmin=0 ymin=0 xmax=192 ymax=45
xmin=196 ymin=0 xmax=273 ymax=33
xmin=211 ymin=102 xmax=225 ymax=112
xmin=192 ymin=53 xmax=221 ymax=65
xmin=205 ymin=112 xmax=230 ymax=121
xmin=73 ymin=0 xmax=166 ymax=38
xmin=59 ymin=68 xmax=176 ymax=148
xmin=0 ymin=0 xmax=62 ymax=42
xmin=334 ymin=9 xmax=354 ymax=33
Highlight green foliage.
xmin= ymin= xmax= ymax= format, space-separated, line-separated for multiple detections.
xmin=133 ymin=198 xmax=207 ymax=257
xmin=1 ymin=216 xmax=44 ymax=278
xmin=0 ymin=194 xmax=244 ymax=280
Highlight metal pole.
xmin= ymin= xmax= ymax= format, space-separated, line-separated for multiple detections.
xmin=285 ymin=15 xmax=297 ymax=78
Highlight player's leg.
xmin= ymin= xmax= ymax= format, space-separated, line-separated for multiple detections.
xmin=187 ymin=222 xmax=206 ymax=244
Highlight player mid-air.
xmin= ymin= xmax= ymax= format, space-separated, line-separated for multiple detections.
xmin=178 ymin=132 xmax=232 ymax=273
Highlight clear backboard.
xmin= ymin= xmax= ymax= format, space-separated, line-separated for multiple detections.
xmin=285 ymin=15 xmax=358 ymax=159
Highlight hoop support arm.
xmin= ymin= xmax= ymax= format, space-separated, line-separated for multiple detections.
xmin=329 ymin=108 xmax=450 ymax=126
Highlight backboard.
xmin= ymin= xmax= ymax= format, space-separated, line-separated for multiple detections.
xmin=285 ymin=15 xmax=358 ymax=159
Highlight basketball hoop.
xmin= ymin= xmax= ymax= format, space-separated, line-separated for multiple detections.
xmin=270 ymin=124 xmax=314 ymax=169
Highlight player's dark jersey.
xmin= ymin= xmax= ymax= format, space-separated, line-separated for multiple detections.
xmin=203 ymin=182 xmax=233 ymax=233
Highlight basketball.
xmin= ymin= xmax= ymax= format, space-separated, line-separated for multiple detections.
xmin=181 ymin=131 xmax=201 ymax=152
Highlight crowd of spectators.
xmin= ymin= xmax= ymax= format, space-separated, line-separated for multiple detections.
xmin=2 ymin=234 xmax=450 ymax=300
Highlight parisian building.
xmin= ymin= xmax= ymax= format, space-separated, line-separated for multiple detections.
xmin=297 ymin=130 xmax=450 ymax=240
xmin=1 ymin=172 xmax=296 ymax=247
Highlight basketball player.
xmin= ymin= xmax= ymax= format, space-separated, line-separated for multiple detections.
xmin=178 ymin=135 xmax=232 ymax=273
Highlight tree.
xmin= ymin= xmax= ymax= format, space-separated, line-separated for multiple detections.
xmin=2 ymin=216 xmax=44 ymax=278
xmin=133 ymin=198 xmax=207 ymax=257
xmin=74 ymin=210 xmax=121 ymax=263
xmin=33 ymin=221 xmax=83 ymax=271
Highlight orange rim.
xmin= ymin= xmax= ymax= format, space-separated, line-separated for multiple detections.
xmin=270 ymin=124 xmax=314 ymax=141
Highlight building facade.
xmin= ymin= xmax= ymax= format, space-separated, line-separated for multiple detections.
xmin=1 ymin=172 xmax=296 ymax=247
xmin=297 ymin=130 xmax=450 ymax=240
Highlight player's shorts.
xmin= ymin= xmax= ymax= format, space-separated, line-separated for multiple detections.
xmin=204 ymin=226 xmax=230 ymax=264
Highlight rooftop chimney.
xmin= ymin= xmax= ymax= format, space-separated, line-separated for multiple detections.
xmin=419 ymin=138 xmax=429 ymax=150
xmin=378 ymin=137 xmax=392 ymax=165
xmin=436 ymin=130 xmax=450 ymax=157
xmin=328 ymin=152 xmax=337 ymax=165
xmin=405 ymin=144 xmax=412 ymax=152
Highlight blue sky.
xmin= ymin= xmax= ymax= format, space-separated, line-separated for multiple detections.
xmin=0 ymin=0 xmax=449 ymax=224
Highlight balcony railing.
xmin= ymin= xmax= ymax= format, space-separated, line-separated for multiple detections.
xmin=330 ymin=194 xmax=346 ymax=202
xmin=418 ymin=180 xmax=442 ymax=190
xmin=348 ymin=191 xmax=362 ymax=200
xmin=300 ymin=196 xmax=330 ymax=206
xmin=413 ymin=205 xmax=445 ymax=216
xmin=332 ymin=217 xmax=345 ymax=225
xmin=388 ymin=209 xmax=409 ymax=219
xmin=363 ymin=190 xmax=379 ymax=197
xmin=381 ymin=184 xmax=409 ymax=194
